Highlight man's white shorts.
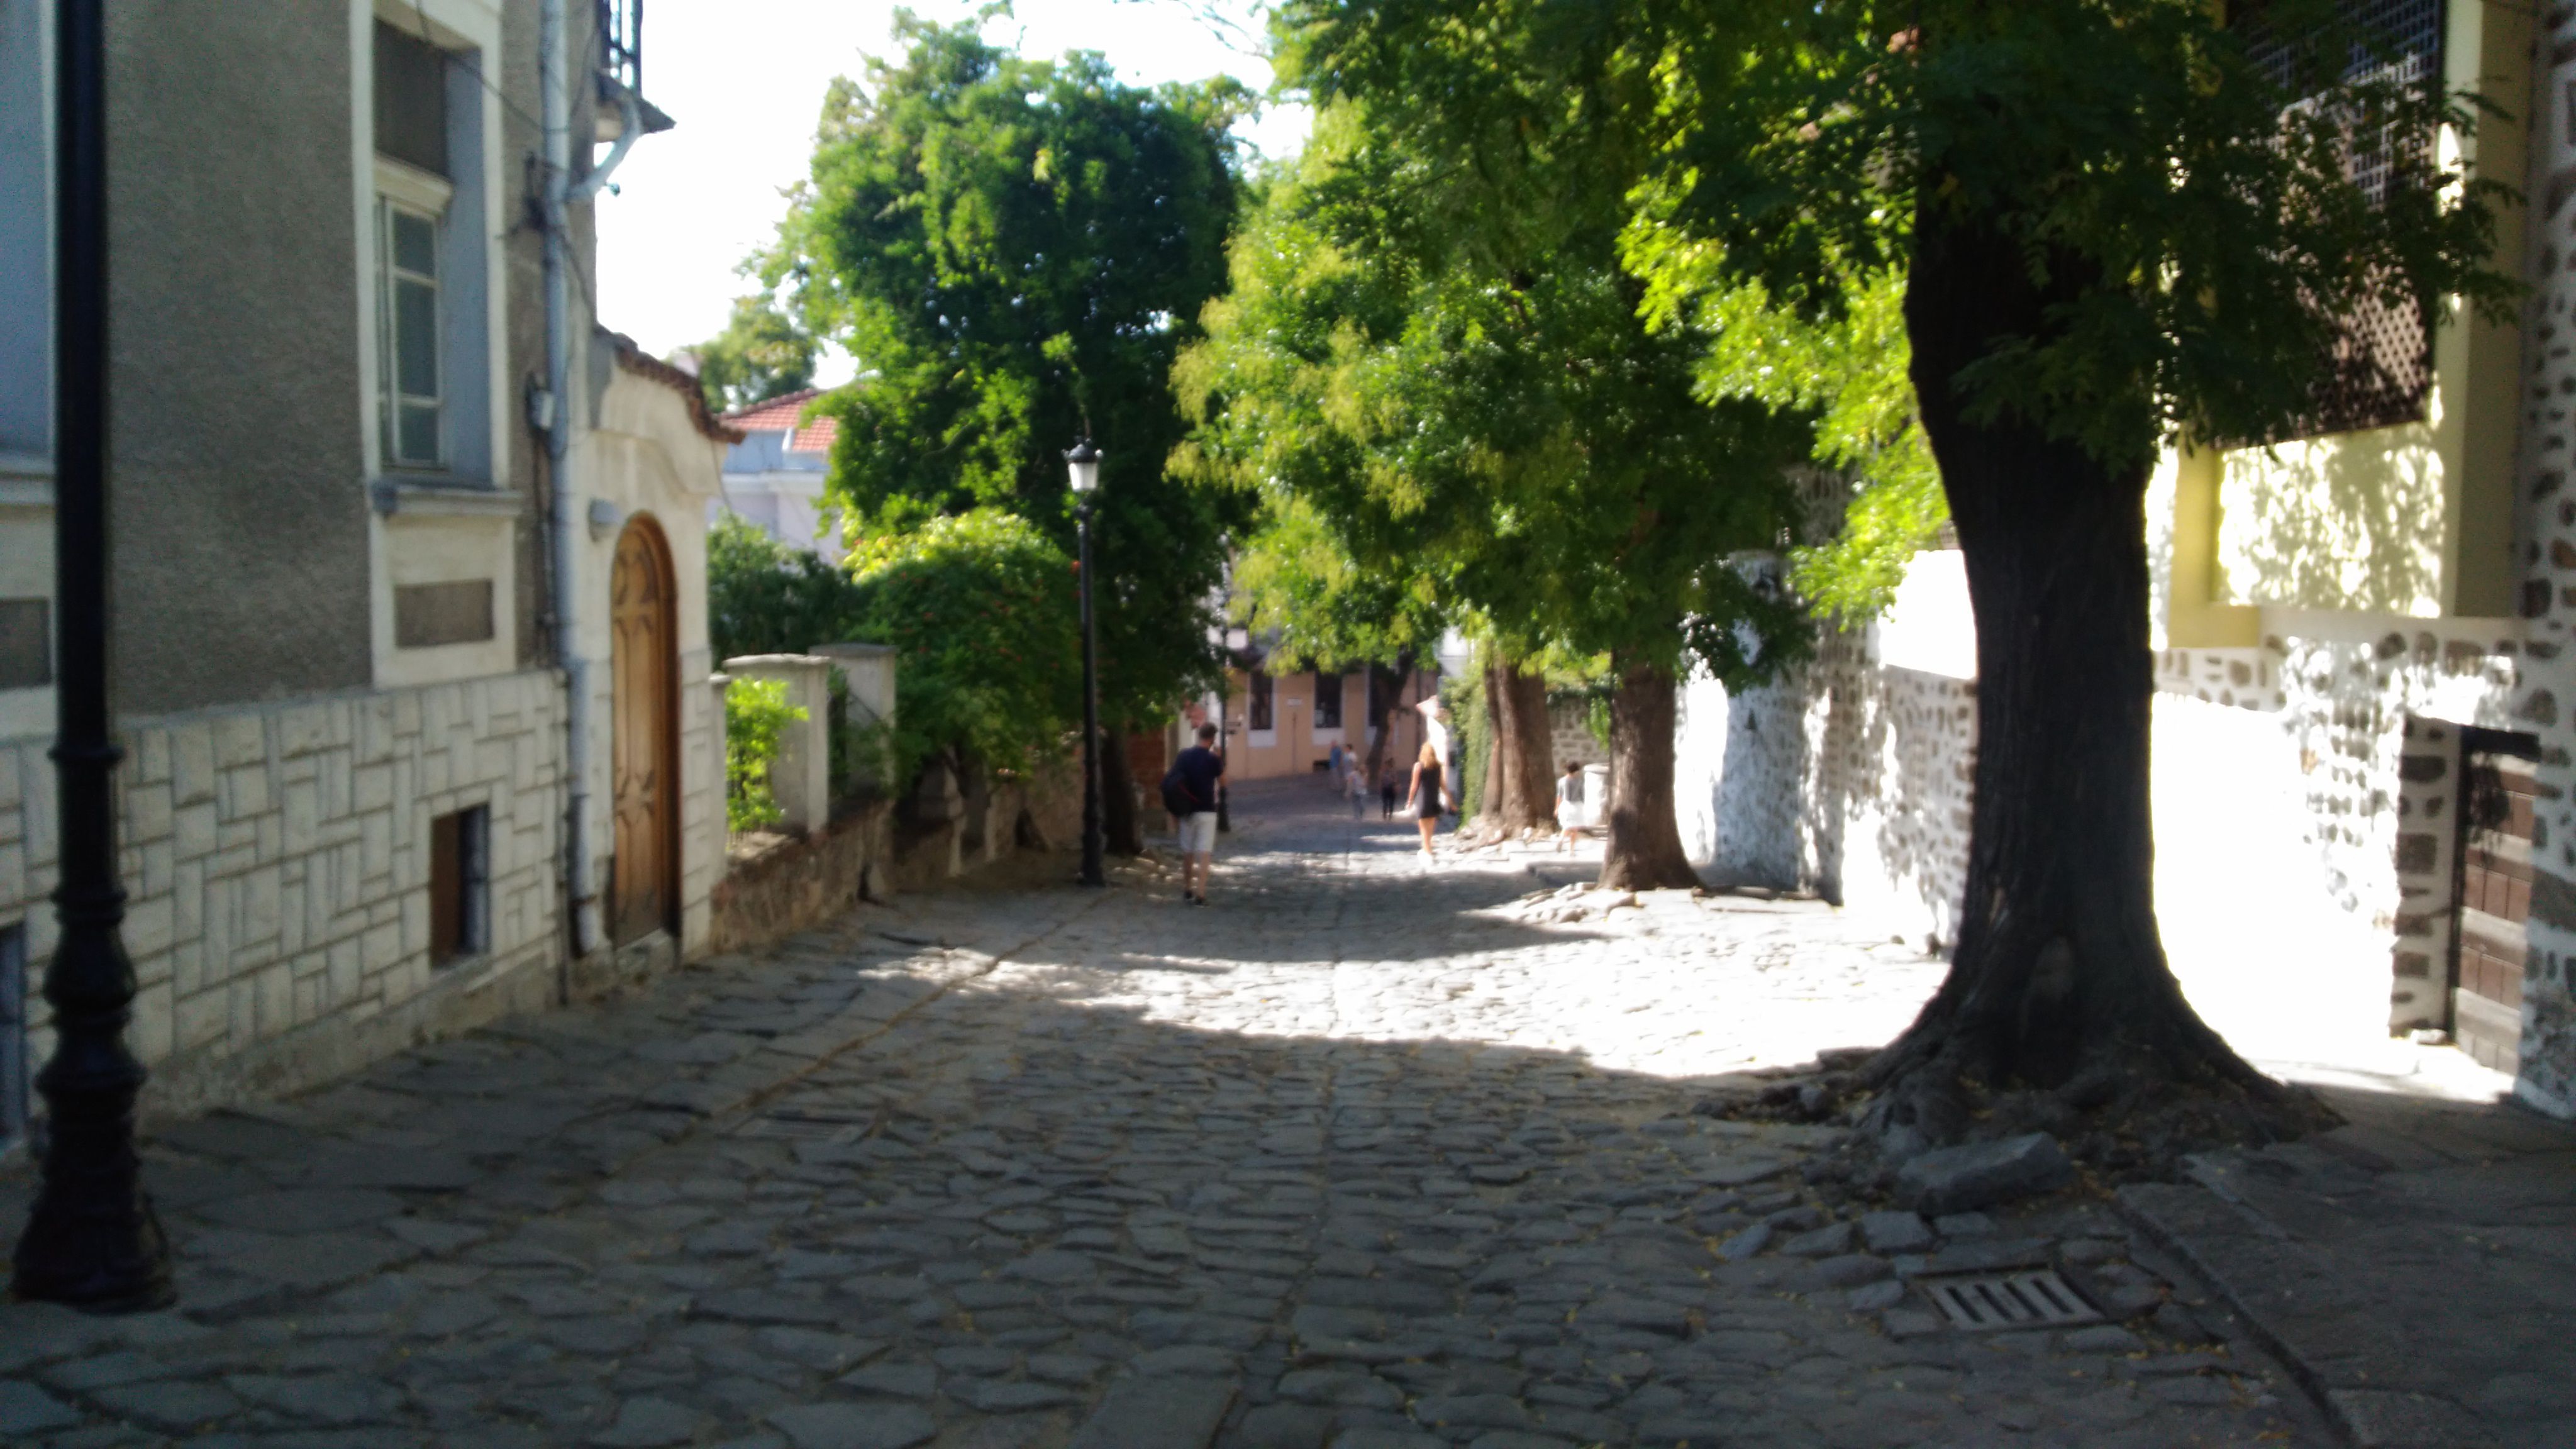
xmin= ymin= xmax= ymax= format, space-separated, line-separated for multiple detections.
xmin=1178 ymin=811 xmax=1219 ymax=855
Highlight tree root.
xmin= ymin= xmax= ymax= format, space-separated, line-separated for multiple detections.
xmin=1698 ymin=1039 xmax=2340 ymax=1187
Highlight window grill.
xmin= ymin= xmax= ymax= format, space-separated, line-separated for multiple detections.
xmin=2236 ymin=0 xmax=2445 ymax=443
xmin=598 ymin=0 xmax=642 ymax=96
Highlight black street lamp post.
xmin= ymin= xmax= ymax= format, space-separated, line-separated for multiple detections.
xmin=13 ymin=0 xmax=175 ymax=1310
xmin=1218 ymin=628 xmax=1247 ymax=834
xmin=1066 ymin=440 xmax=1106 ymax=888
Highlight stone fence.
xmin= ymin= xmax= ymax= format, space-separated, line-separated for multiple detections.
xmin=708 ymin=647 xmax=1079 ymax=954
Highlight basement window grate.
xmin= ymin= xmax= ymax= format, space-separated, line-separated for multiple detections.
xmin=1918 ymin=1270 xmax=2102 ymax=1331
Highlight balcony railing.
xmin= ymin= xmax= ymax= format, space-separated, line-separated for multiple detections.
xmin=599 ymin=0 xmax=641 ymax=96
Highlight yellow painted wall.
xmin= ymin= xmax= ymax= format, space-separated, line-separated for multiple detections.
xmin=2197 ymin=0 xmax=2528 ymax=621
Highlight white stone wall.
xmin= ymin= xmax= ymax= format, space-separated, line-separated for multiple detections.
xmin=2147 ymin=630 xmax=2521 ymax=1065
xmin=1675 ymin=566 xmax=1977 ymax=950
xmin=0 ymin=671 xmax=564 ymax=1114
xmin=1684 ymin=571 xmax=2529 ymax=1072
xmin=2501 ymin=1 xmax=2576 ymax=1118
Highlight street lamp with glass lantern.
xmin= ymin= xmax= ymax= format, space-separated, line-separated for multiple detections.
xmin=1065 ymin=439 xmax=1106 ymax=887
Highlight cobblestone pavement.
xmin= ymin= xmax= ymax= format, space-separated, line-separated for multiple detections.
xmin=0 ymin=779 xmax=2334 ymax=1448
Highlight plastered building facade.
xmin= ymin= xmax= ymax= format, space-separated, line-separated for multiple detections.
xmin=0 ymin=1 xmax=730 ymax=1130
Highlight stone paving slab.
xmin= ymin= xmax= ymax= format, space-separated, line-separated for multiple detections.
xmin=0 ymin=779 xmax=2336 ymax=1447
xmin=2121 ymin=1083 xmax=2576 ymax=1449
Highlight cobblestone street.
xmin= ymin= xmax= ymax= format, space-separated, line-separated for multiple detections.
xmin=0 ymin=779 xmax=2333 ymax=1448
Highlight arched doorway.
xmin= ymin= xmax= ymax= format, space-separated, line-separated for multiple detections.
xmin=609 ymin=514 xmax=679 ymax=946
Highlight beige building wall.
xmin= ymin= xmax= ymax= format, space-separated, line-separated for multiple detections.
xmin=1219 ymin=669 xmax=1435 ymax=783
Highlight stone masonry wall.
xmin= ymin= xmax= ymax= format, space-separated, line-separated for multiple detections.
xmin=0 ymin=672 xmax=564 ymax=1118
xmin=1801 ymin=633 xmax=1979 ymax=946
xmin=2504 ymin=0 xmax=2576 ymax=1116
xmin=2150 ymin=633 xmax=2521 ymax=1052
xmin=1674 ymin=626 xmax=1975 ymax=945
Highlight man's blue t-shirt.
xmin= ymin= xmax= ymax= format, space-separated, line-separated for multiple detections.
xmin=1173 ymin=745 xmax=1224 ymax=813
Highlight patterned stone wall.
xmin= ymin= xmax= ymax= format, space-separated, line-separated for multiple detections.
xmin=1797 ymin=633 xmax=1979 ymax=946
xmin=0 ymin=672 xmax=565 ymax=1116
xmin=2505 ymin=0 xmax=2576 ymax=1116
xmin=1543 ymin=697 xmax=1601 ymax=774
xmin=1674 ymin=625 xmax=1977 ymax=945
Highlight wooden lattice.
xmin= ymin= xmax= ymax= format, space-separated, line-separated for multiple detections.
xmin=2236 ymin=0 xmax=2445 ymax=443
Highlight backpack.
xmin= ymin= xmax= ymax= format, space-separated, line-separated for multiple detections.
xmin=1160 ymin=763 xmax=1198 ymax=816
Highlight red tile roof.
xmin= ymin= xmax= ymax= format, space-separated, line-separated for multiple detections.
xmin=721 ymin=388 xmax=838 ymax=454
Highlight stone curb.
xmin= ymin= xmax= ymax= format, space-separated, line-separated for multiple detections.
xmin=2114 ymin=1180 xmax=2497 ymax=1449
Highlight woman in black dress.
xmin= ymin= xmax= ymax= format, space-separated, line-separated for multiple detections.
xmin=1405 ymin=743 xmax=1445 ymax=856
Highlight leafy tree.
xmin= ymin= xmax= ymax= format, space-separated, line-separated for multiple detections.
xmin=1178 ymin=113 xmax=1811 ymax=886
xmin=683 ymin=294 xmax=819 ymax=413
xmin=845 ymin=510 xmax=1083 ymax=782
xmin=1627 ymin=254 xmax=1940 ymax=620
xmin=768 ymin=17 xmax=1254 ymax=843
xmin=1223 ymin=496 xmax=1449 ymax=783
xmin=1280 ymin=0 xmax=2514 ymax=1157
xmin=724 ymin=679 xmax=806 ymax=833
xmin=707 ymin=511 xmax=861 ymax=663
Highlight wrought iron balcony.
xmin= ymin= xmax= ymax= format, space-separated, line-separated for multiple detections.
xmin=599 ymin=0 xmax=641 ymax=96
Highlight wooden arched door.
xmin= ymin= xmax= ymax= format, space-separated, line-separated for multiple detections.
xmin=609 ymin=516 xmax=679 ymax=946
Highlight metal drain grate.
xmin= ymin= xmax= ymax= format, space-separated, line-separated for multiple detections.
xmin=1919 ymin=1270 xmax=2101 ymax=1331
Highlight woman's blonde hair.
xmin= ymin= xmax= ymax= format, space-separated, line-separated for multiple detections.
xmin=1419 ymin=743 xmax=1440 ymax=769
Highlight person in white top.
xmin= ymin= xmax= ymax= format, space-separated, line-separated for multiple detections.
xmin=1555 ymin=760 xmax=1592 ymax=850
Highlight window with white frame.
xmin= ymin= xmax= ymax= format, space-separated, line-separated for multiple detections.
xmin=370 ymin=19 xmax=489 ymax=481
xmin=376 ymin=190 xmax=444 ymax=469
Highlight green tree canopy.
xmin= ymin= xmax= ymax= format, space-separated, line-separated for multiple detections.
xmin=847 ymin=510 xmax=1083 ymax=780
xmin=682 ymin=294 xmax=819 ymax=413
xmin=1226 ymin=494 xmax=1448 ymax=674
xmin=769 ymin=17 xmax=1255 ymax=731
xmin=1179 ymin=107 xmax=1813 ymax=882
xmin=707 ymin=512 xmax=858 ymax=663
xmin=1180 ymin=115 xmax=1811 ymax=687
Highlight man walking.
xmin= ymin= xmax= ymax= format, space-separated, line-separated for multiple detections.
xmin=1172 ymin=723 xmax=1225 ymax=906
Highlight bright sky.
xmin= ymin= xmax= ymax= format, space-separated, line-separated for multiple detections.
xmin=593 ymin=0 xmax=1302 ymax=386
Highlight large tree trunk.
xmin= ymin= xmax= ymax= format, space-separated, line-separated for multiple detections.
xmin=1100 ymin=726 xmax=1144 ymax=857
xmin=1478 ymin=660 xmax=1509 ymax=826
xmin=1362 ymin=650 xmax=1414 ymax=788
xmin=1474 ymin=657 xmax=1556 ymax=835
xmin=1492 ymin=660 xmax=1556 ymax=833
xmin=1867 ymin=199 xmax=2300 ymax=1153
xmin=1599 ymin=660 xmax=1699 ymax=891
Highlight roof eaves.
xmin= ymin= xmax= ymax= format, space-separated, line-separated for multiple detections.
xmin=604 ymin=330 xmax=747 ymax=443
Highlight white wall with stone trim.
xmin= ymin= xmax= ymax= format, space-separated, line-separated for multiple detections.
xmin=580 ymin=344 xmax=731 ymax=961
xmin=1677 ymin=556 xmax=2534 ymax=1075
xmin=0 ymin=671 xmax=565 ymax=1116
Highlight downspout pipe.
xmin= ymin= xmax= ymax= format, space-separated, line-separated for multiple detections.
xmin=540 ymin=0 xmax=600 ymax=959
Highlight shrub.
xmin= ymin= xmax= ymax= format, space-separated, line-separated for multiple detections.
xmin=724 ymin=676 xmax=806 ymax=833
xmin=845 ymin=510 xmax=1082 ymax=780
xmin=708 ymin=511 xmax=862 ymax=662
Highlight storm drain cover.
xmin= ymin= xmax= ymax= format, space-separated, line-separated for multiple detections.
xmin=1918 ymin=1270 xmax=2101 ymax=1331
